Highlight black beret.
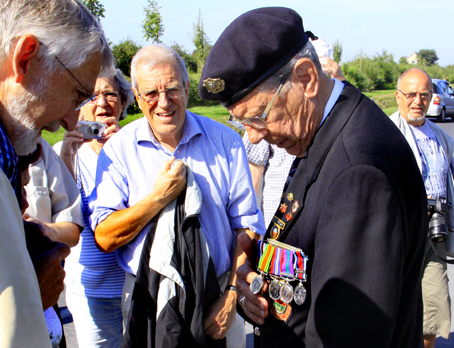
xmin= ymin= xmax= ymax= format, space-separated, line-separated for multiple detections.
xmin=199 ymin=7 xmax=316 ymax=107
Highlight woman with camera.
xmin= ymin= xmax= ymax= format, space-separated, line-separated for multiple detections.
xmin=54 ymin=68 xmax=134 ymax=348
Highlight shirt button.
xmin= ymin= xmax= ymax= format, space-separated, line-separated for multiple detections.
xmin=254 ymin=327 xmax=260 ymax=336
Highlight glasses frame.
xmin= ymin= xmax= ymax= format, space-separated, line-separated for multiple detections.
xmin=398 ymin=89 xmax=432 ymax=102
xmin=88 ymin=90 xmax=120 ymax=104
xmin=54 ymin=56 xmax=96 ymax=111
xmin=228 ymin=78 xmax=287 ymax=131
xmin=137 ymin=86 xmax=186 ymax=104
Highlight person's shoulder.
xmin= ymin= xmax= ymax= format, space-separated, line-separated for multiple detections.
xmin=189 ymin=111 xmax=240 ymax=138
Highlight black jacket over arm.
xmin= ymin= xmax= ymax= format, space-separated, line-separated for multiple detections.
xmin=252 ymin=82 xmax=427 ymax=348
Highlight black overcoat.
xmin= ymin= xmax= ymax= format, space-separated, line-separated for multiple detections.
xmin=254 ymin=82 xmax=427 ymax=347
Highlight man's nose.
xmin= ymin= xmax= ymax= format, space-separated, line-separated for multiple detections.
xmin=61 ymin=109 xmax=80 ymax=131
xmin=247 ymin=126 xmax=266 ymax=144
xmin=158 ymin=91 xmax=172 ymax=108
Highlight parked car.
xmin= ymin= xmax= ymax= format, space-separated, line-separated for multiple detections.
xmin=427 ymin=79 xmax=454 ymax=122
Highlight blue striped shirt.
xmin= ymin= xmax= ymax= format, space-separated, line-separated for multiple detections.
xmin=0 ymin=121 xmax=18 ymax=191
xmin=63 ymin=143 xmax=125 ymax=298
xmin=90 ymin=111 xmax=265 ymax=277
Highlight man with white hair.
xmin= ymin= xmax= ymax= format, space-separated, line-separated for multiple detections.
xmin=90 ymin=43 xmax=265 ymax=347
xmin=0 ymin=1 xmax=114 ymax=346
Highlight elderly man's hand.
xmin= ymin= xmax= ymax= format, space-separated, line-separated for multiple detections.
xmin=204 ymin=288 xmax=237 ymax=339
xmin=236 ymin=232 xmax=269 ymax=325
xmin=319 ymin=56 xmax=346 ymax=82
xmin=32 ymin=241 xmax=70 ymax=310
xmin=152 ymin=157 xmax=187 ymax=207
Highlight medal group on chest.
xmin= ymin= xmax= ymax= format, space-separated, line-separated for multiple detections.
xmin=250 ymin=239 xmax=309 ymax=306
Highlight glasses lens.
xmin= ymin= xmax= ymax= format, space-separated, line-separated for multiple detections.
xmin=166 ymin=88 xmax=184 ymax=99
xmin=244 ymin=117 xmax=268 ymax=130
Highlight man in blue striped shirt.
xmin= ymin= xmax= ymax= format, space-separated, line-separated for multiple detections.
xmin=90 ymin=44 xmax=265 ymax=348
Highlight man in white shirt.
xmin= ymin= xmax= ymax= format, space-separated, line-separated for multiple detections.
xmin=390 ymin=68 xmax=452 ymax=348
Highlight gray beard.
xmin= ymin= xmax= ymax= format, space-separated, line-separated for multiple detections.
xmin=5 ymin=82 xmax=60 ymax=156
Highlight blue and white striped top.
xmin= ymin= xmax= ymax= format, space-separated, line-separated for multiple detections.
xmin=61 ymin=143 xmax=125 ymax=298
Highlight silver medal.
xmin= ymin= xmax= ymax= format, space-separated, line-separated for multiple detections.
xmin=268 ymin=279 xmax=282 ymax=301
xmin=280 ymin=282 xmax=294 ymax=304
xmin=250 ymin=274 xmax=264 ymax=294
xmin=293 ymin=282 xmax=307 ymax=305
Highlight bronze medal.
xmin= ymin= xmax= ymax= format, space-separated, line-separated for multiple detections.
xmin=279 ymin=203 xmax=288 ymax=213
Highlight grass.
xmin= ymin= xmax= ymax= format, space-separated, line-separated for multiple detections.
xmin=42 ymin=92 xmax=398 ymax=145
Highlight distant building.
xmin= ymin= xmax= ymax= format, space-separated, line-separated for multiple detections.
xmin=406 ymin=52 xmax=418 ymax=64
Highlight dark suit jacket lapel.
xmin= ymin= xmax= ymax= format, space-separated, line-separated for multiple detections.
xmin=267 ymin=82 xmax=363 ymax=241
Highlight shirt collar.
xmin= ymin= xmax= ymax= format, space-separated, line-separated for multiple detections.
xmin=137 ymin=110 xmax=202 ymax=149
xmin=320 ymin=78 xmax=344 ymax=127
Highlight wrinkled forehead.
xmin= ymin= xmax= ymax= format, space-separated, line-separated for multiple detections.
xmin=401 ymin=73 xmax=432 ymax=92
xmin=136 ymin=61 xmax=184 ymax=90
xmin=94 ymin=77 xmax=119 ymax=92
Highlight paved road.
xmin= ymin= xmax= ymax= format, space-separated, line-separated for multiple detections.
xmin=59 ymin=117 xmax=454 ymax=347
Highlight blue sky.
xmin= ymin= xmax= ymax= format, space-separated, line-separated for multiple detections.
xmin=102 ymin=0 xmax=454 ymax=67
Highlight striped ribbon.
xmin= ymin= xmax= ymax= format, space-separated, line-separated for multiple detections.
xmin=258 ymin=243 xmax=274 ymax=273
xmin=281 ymin=249 xmax=294 ymax=278
xmin=295 ymin=251 xmax=308 ymax=281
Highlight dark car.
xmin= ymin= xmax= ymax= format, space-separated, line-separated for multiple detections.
xmin=427 ymin=79 xmax=454 ymax=122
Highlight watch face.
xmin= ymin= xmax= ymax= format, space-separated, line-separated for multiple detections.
xmin=294 ymin=283 xmax=307 ymax=305
xmin=280 ymin=282 xmax=294 ymax=304
xmin=268 ymin=279 xmax=282 ymax=301
xmin=250 ymin=274 xmax=264 ymax=294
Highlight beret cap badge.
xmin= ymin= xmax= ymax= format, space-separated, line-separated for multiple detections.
xmin=202 ymin=78 xmax=225 ymax=94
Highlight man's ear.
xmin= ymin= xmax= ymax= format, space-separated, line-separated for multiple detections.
xmin=293 ymin=58 xmax=319 ymax=99
xmin=12 ymin=35 xmax=40 ymax=84
xmin=395 ymin=90 xmax=401 ymax=103
xmin=132 ymin=87 xmax=143 ymax=111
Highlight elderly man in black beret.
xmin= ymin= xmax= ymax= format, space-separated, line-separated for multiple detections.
xmin=200 ymin=7 xmax=428 ymax=348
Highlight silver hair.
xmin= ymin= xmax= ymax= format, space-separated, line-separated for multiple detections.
xmin=99 ymin=68 xmax=135 ymax=120
xmin=131 ymin=44 xmax=189 ymax=90
xmin=0 ymin=0 xmax=115 ymax=75
xmin=397 ymin=68 xmax=432 ymax=90
xmin=261 ymin=40 xmax=323 ymax=92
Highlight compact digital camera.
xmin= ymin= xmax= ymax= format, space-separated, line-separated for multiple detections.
xmin=427 ymin=196 xmax=452 ymax=242
xmin=77 ymin=121 xmax=106 ymax=139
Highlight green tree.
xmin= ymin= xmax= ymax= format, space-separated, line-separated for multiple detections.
xmin=111 ymin=38 xmax=141 ymax=77
xmin=399 ymin=56 xmax=408 ymax=65
xmin=417 ymin=49 xmax=439 ymax=66
xmin=82 ymin=0 xmax=105 ymax=21
xmin=192 ymin=10 xmax=211 ymax=72
xmin=333 ymin=40 xmax=343 ymax=63
xmin=171 ymin=42 xmax=197 ymax=73
xmin=142 ymin=0 xmax=164 ymax=43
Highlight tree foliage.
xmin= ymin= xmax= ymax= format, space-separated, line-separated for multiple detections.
xmin=171 ymin=42 xmax=197 ymax=73
xmin=142 ymin=0 xmax=164 ymax=43
xmin=111 ymin=38 xmax=142 ymax=78
xmin=192 ymin=10 xmax=211 ymax=72
xmin=333 ymin=40 xmax=343 ymax=63
xmin=82 ymin=0 xmax=105 ymax=21
xmin=417 ymin=49 xmax=439 ymax=66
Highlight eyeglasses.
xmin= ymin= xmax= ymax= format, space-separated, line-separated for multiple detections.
xmin=88 ymin=91 xmax=120 ymax=104
xmin=228 ymin=79 xmax=286 ymax=131
xmin=138 ymin=87 xmax=186 ymax=104
xmin=54 ymin=56 xmax=96 ymax=111
xmin=398 ymin=90 xmax=432 ymax=102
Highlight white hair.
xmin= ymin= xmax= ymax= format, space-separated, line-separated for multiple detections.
xmin=99 ymin=68 xmax=135 ymax=120
xmin=0 ymin=0 xmax=115 ymax=74
xmin=131 ymin=44 xmax=189 ymax=90
xmin=261 ymin=40 xmax=323 ymax=92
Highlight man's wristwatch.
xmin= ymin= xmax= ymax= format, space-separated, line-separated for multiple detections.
xmin=225 ymin=284 xmax=237 ymax=292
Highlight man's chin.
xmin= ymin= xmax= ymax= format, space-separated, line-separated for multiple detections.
xmin=42 ymin=121 xmax=61 ymax=133
xmin=13 ymin=131 xmax=41 ymax=156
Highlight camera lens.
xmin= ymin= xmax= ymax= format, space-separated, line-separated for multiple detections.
xmin=89 ymin=124 xmax=102 ymax=136
xmin=428 ymin=213 xmax=449 ymax=242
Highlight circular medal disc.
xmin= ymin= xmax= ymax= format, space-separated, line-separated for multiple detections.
xmin=294 ymin=283 xmax=307 ymax=305
xmin=250 ymin=275 xmax=264 ymax=294
xmin=268 ymin=279 xmax=281 ymax=301
xmin=280 ymin=282 xmax=294 ymax=304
